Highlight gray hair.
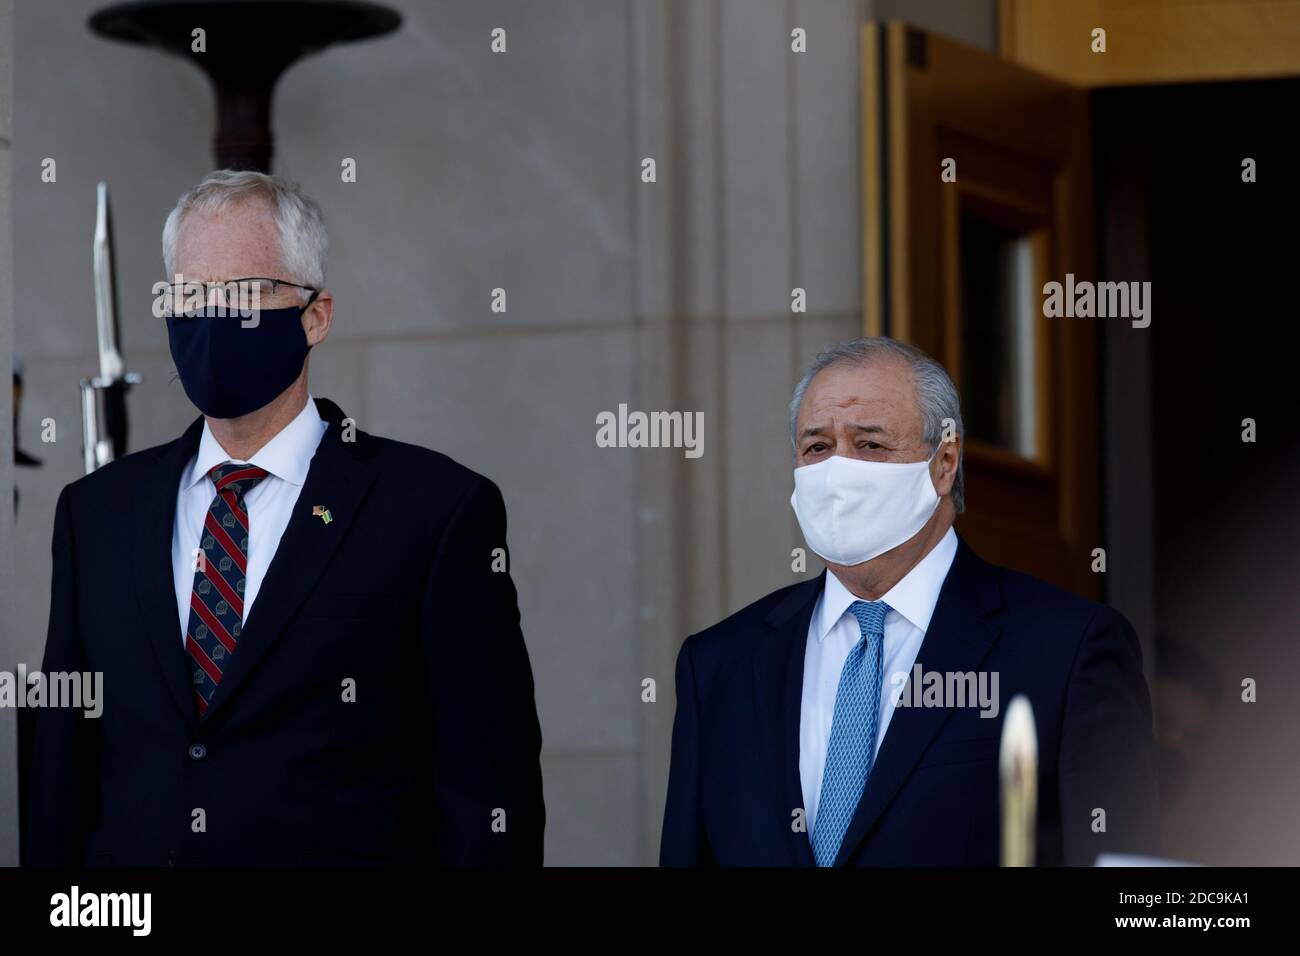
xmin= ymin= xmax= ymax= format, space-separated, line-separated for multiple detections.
xmin=789 ymin=336 xmax=965 ymax=513
xmin=162 ymin=169 xmax=328 ymax=294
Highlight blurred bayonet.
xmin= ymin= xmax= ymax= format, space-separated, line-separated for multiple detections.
xmin=999 ymin=694 xmax=1038 ymax=867
xmin=80 ymin=182 xmax=141 ymax=474
xmin=93 ymin=181 xmax=124 ymax=382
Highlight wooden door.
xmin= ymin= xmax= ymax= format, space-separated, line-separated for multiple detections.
xmin=862 ymin=21 xmax=1099 ymax=598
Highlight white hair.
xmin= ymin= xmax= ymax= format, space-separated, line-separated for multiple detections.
xmin=789 ymin=336 xmax=966 ymax=513
xmin=162 ymin=169 xmax=327 ymax=293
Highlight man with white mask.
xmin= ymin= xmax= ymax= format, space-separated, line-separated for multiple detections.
xmin=660 ymin=336 xmax=1159 ymax=866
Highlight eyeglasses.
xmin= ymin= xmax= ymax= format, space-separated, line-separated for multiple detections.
xmin=161 ymin=277 xmax=320 ymax=316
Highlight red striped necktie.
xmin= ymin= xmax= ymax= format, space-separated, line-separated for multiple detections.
xmin=185 ymin=462 xmax=270 ymax=716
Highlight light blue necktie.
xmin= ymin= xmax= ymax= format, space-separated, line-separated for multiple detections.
xmin=811 ymin=599 xmax=889 ymax=867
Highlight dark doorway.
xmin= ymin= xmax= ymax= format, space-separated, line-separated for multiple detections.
xmin=1095 ymin=78 xmax=1300 ymax=864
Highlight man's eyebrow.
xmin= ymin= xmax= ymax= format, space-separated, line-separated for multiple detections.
xmin=798 ymin=422 xmax=889 ymax=440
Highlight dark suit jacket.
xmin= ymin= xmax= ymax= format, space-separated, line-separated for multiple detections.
xmin=660 ymin=534 xmax=1160 ymax=866
xmin=26 ymin=397 xmax=544 ymax=866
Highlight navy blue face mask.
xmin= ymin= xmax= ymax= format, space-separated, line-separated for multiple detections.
xmin=166 ymin=303 xmax=313 ymax=419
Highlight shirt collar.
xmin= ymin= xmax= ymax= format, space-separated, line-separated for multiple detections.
xmin=183 ymin=393 xmax=327 ymax=491
xmin=813 ymin=526 xmax=959 ymax=642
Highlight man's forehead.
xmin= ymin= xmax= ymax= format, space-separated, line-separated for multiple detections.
xmin=807 ymin=360 xmax=913 ymax=403
xmin=174 ymin=201 xmax=282 ymax=276
xmin=799 ymin=360 xmax=920 ymax=428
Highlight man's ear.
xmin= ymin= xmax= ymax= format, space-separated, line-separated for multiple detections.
xmin=303 ymin=292 xmax=334 ymax=347
xmin=931 ymin=434 xmax=961 ymax=497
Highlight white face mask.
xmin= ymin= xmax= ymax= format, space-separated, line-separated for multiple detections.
xmin=789 ymin=452 xmax=940 ymax=566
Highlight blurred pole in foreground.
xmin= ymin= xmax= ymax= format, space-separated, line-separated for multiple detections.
xmin=1000 ymin=694 xmax=1037 ymax=867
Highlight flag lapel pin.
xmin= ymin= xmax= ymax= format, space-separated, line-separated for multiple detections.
xmin=312 ymin=505 xmax=333 ymax=524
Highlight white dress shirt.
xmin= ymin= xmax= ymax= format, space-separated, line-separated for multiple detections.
xmin=171 ymin=394 xmax=329 ymax=645
xmin=799 ymin=526 xmax=958 ymax=833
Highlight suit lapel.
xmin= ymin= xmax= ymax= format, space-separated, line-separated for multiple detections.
xmin=199 ymin=397 xmax=380 ymax=725
xmin=753 ymin=573 xmax=824 ymax=866
xmin=831 ymin=535 xmax=1003 ymax=866
xmin=134 ymin=413 xmax=207 ymax=727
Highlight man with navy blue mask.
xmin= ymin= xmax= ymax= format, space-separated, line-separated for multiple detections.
xmin=660 ymin=337 xmax=1159 ymax=866
xmin=26 ymin=170 xmax=545 ymax=867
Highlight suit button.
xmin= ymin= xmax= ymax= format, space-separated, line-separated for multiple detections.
xmin=168 ymin=850 xmax=176 ymax=867
xmin=188 ymin=743 xmax=207 ymax=761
